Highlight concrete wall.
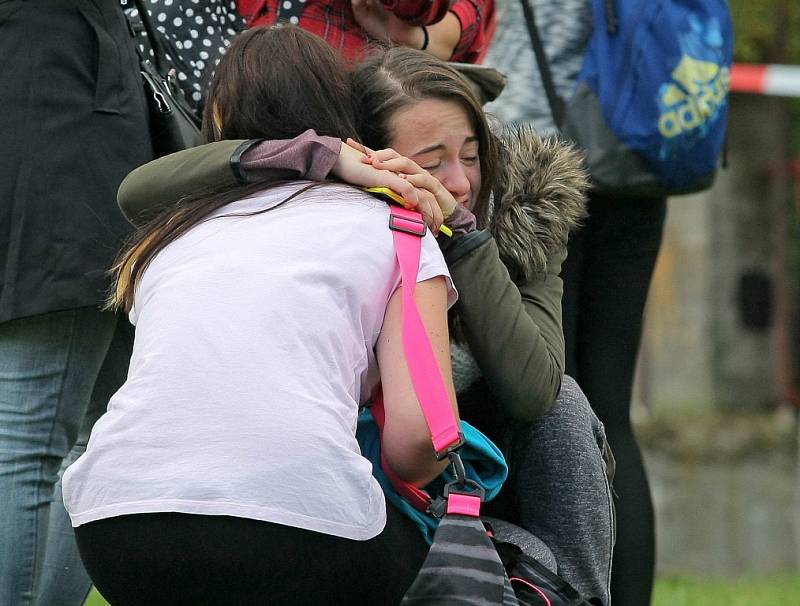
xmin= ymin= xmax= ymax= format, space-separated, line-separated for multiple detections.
xmin=634 ymin=94 xmax=793 ymax=415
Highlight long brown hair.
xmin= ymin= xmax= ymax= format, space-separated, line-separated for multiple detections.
xmin=109 ymin=26 xmax=358 ymax=312
xmin=351 ymin=47 xmax=499 ymax=228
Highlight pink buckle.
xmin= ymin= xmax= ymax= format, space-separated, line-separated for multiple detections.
xmin=389 ymin=213 xmax=427 ymax=237
xmin=447 ymin=493 xmax=482 ymax=517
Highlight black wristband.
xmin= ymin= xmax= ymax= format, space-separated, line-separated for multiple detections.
xmin=230 ymin=139 xmax=263 ymax=183
xmin=420 ymin=25 xmax=429 ymax=51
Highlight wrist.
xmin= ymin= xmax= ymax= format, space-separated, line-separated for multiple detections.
xmin=419 ymin=25 xmax=429 ymax=51
xmin=389 ymin=22 xmax=428 ymax=51
xmin=445 ymin=203 xmax=477 ymax=235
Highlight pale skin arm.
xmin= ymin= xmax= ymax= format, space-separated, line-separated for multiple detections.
xmin=343 ymin=139 xmax=457 ymax=226
xmin=351 ymin=0 xmax=462 ymax=61
xmin=336 ymin=139 xmax=448 ymax=234
xmin=355 ymin=145 xmax=459 ymax=218
xmin=376 ymin=276 xmax=458 ymax=487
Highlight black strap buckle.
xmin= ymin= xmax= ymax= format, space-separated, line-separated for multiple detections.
xmin=434 ymin=432 xmax=465 ymax=461
xmin=443 ymin=478 xmax=485 ymax=502
xmin=447 ymin=451 xmax=467 ymax=486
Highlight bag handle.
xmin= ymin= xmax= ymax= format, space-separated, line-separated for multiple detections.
xmin=519 ymin=0 xmax=620 ymax=128
xmin=132 ymin=0 xmax=171 ymax=77
xmin=518 ymin=0 xmax=565 ymax=128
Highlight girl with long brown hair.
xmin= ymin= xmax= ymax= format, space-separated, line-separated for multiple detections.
xmin=61 ymin=27 xmax=458 ymax=605
xmin=114 ymin=46 xmax=616 ymax=605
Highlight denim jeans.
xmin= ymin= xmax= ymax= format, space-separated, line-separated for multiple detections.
xmin=0 ymin=308 xmax=133 ymax=606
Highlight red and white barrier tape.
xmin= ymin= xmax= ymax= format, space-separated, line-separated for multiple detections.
xmin=731 ymin=63 xmax=800 ymax=97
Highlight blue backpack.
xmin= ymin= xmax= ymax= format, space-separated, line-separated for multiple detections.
xmin=521 ymin=0 xmax=734 ymax=197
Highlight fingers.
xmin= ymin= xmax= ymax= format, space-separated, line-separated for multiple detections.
xmin=401 ymin=172 xmax=458 ymax=220
xmin=379 ymin=173 xmax=420 ymax=207
xmin=365 ymin=149 xmax=425 ymax=176
xmin=340 ymin=143 xmax=448 ymax=233
xmin=374 ymin=178 xmax=442 ymax=233
xmin=366 ymin=148 xmax=403 ymax=162
xmin=345 ymin=138 xmax=373 ymax=157
xmin=417 ymin=189 xmax=444 ymax=234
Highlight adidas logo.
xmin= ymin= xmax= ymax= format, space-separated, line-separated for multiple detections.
xmin=658 ymin=55 xmax=730 ymax=139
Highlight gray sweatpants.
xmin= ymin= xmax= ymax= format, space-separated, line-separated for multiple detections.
xmin=487 ymin=375 xmax=615 ymax=606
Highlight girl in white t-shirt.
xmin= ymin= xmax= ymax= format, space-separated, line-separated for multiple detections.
xmin=62 ymin=26 xmax=458 ymax=605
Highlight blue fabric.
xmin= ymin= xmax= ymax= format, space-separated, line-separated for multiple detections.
xmin=357 ymin=411 xmax=508 ymax=544
xmin=0 ymin=309 xmax=132 ymax=605
xmin=578 ymin=0 xmax=733 ymax=189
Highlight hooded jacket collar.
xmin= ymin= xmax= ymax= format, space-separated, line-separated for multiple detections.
xmin=490 ymin=124 xmax=589 ymax=280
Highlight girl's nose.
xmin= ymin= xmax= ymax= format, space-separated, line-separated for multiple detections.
xmin=440 ymin=164 xmax=471 ymax=202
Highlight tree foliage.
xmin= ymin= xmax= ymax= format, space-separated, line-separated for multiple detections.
xmin=730 ymin=0 xmax=800 ymax=64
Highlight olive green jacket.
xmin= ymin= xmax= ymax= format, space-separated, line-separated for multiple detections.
xmin=117 ymin=127 xmax=588 ymax=423
xmin=443 ymin=128 xmax=587 ymax=424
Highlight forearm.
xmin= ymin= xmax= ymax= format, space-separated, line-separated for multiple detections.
xmin=447 ymin=235 xmax=565 ymax=420
xmin=118 ymin=140 xmax=246 ymax=226
xmin=389 ymin=10 xmax=467 ymax=62
xmin=425 ymin=12 xmax=463 ymax=61
xmin=117 ymin=131 xmax=341 ymax=227
xmin=448 ymin=0 xmax=494 ymax=63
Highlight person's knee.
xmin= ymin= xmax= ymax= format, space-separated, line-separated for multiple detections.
xmin=545 ymin=376 xmax=604 ymax=435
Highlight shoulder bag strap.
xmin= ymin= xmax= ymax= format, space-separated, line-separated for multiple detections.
xmin=388 ymin=207 xmax=463 ymax=456
xmin=132 ymin=0 xmax=170 ymax=77
xmin=370 ymin=206 xmax=465 ymax=514
xmin=518 ymin=0 xmax=565 ymax=128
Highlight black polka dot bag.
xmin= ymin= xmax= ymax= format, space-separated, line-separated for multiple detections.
xmin=124 ymin=0 xmax=244 ymax=113
xmin=128 ymin=0 xmax=203 ymax=157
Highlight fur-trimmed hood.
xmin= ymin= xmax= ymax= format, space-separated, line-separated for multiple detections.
xmin=489 ymin=124 xmax=589 ymax=280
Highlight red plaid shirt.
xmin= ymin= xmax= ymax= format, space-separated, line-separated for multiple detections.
xmin=236 ymin=1 xmax=494 ymax=64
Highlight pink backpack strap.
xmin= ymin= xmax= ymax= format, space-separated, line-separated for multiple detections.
xmin=370 ymin=389 xmax=433 ymax=513
xmin=369 ymin=206 xmax=477 ymax=517
xmin=387 ymin=207 xmax=463 ymax=457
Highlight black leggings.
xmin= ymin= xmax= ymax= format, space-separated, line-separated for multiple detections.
xmin=75 ymin=504 xmax=428 ymax=606
xmin=562 ymin=192 xmax=667 ymax=606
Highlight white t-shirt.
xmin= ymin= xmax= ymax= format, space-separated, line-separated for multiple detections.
xmin=63 ymin=182 xmax=455 ymax=541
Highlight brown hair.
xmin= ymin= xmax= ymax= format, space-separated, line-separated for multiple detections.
xmin=109 ymin=26 xmax=358 ymax=312
xmin=351 ymin=47 xmax=499 ymax=227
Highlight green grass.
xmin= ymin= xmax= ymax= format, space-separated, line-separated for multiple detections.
xmin=85 ymin=575 xmax=800 ymax=605
xmin=652 ymin=575 xmax=800 ymax=606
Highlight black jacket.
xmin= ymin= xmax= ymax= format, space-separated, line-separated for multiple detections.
xmin=0 ymin=0 xmax=152 ymax=322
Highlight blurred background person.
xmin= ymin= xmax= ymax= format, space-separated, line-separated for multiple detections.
xmin=239 ymin=0 xmax=495 ymax=64
xmin=483 ymin=1 xmax=665 ymax=604
xmin=124 ymin=0 xmax=245 ymax=112
xmin=0 ymin=2 xmax=152 ymax=605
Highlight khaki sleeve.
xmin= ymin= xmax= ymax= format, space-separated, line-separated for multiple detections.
xmin=449 ymin=237 xmax=566 ymax=421
xmin=118 ymin=140 xmax=247 ymax=227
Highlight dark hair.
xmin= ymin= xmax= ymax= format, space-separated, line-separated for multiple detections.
xmin=201 ymin=26 xmax=358 ymax=142
xmin=352 ymin=47 xmax=498 ymax=227
xmin=109 ymin=26 xmax=357 ymax=311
